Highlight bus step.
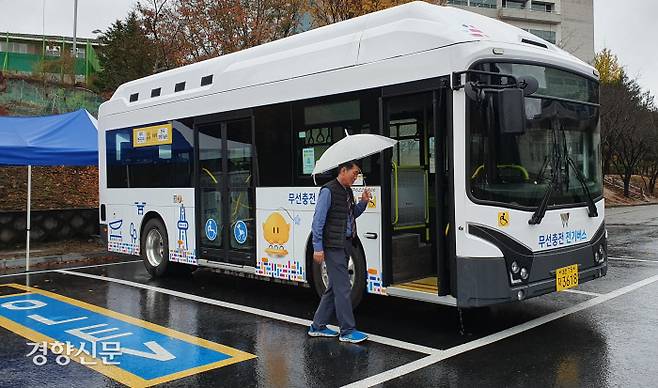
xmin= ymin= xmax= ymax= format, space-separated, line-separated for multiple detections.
xmin=391 ymin=277 xmax=439 ymax=294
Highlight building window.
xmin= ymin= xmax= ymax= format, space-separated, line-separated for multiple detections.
xmin=528 ymin=29 xmax=556 ymax=44
xmin=0 ymin=42 xmax=29 ymax=54
xmin=503 ymin=0 xmax=527 ymax=9
xmin=447 ymin=0 xmax=469 ymax=5
xmin=531 ymin=2 xmax=553 ymax=12
xmin=470 ymin=0 xmax=497 ymax=8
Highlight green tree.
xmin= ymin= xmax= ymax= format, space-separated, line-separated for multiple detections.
xmin=593 ymin=48 xmax=623 ymax=86
xmin=594 ymin=49 xmax=625 ymax=175
xmin=94 ymin=12 xmax=157 ymax=93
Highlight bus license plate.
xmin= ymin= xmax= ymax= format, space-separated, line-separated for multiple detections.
xmin=556 ymin=264 xmax=579 ymax=291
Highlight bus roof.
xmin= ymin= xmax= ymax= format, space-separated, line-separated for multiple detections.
xmin=102 ymin=1 xmax=589 ymax=119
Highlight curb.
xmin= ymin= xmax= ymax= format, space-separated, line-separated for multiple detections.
xmin=0 ymin=251 xmax=112 ymax=271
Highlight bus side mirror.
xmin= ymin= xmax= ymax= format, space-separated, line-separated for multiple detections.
xmin=494 ymin=88 xmax=527 ymax=134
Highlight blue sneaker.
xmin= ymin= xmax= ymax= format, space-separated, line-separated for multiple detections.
xmin=339 ymin=330 xmax=368 ymax=343
xmin=308 ymin=325 xmax=339 ymax=337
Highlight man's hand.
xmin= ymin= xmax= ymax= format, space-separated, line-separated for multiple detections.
xmin=313 ymin=251 xmax=325 ymax=264
xmin=360 ymin=188 xmax=372 ymax=203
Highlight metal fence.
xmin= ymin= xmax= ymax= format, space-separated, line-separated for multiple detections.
xmin=0 ymin=78 xmax=103 ymax=116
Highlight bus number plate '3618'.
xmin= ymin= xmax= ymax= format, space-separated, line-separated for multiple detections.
xmin=556 ymin=264 xmax=579 ymax=291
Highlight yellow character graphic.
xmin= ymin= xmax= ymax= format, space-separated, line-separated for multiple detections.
xmin=263 ymin=212 xmax=290 ymax=256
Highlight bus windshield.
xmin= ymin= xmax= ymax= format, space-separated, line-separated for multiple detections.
xmin=468 ymin=62 xmax=602 ymax=208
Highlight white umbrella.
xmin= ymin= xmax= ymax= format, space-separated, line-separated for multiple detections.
xmin=312 ymin=132 xmax=397 ymax=178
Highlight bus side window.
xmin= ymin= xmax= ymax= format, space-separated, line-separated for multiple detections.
xmin=254 ymin=103 xmax=293 ymax=187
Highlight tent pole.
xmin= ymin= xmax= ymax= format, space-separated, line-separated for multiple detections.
xmin=26 ymin=165 xmax=31 ymax=272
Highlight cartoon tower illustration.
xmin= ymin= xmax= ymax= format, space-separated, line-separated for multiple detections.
xmin=177 ymin=204 xmax=189 ymax=250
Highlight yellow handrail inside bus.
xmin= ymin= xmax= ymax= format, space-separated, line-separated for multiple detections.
xmin=231 ymin=174 xmax=253 ymax=221
xmin=391 ymin=161 xmax=399 ymax=226
xmin=470 ymin=164 xmax=529 ymax=180
xmin=202 ymin=168 xmax=218 ymax=184
xmin=424 ymin=169 xmax=430 ymax=224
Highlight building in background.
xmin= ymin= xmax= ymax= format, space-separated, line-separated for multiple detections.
xmin=1 ymin=32 xmax=102 ymax=85
xmin=447 ymin=0 xmax=594 ymax=63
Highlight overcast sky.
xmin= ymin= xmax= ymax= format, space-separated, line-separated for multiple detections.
xmin=0 ymin=0 xmax=656 ymax=99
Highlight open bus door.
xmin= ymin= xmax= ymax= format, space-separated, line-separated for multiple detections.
xmin=380 ymin=81 xmax=453 ymax=303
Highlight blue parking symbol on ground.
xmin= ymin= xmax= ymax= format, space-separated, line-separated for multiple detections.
xmin=234 ymin=221 xmax=247 ymax=244
xmin=205 ymin=219 xmax=218 ymax=241
xmin=0 ymin=285 xmax=255 ymax=386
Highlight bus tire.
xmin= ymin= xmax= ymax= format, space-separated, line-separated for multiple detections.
xmin=311 ymin=242 xmax=366 ymax=309
xmin=141 ymin=218 xmax=172 ymax=278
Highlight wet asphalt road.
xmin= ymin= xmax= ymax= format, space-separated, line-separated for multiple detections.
xmin=1 ymin=206 xmax=657 ymax=387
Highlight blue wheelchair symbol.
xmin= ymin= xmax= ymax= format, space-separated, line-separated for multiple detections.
xmin=205 ymin=219 xmax=218 ymax=241
xmin=234 ymin=220 xmax=248 ymax=245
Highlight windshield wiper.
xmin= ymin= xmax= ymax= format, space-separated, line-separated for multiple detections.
xmin=529 ymin=124 xmax=562 ymax=225
xmin=530 ymin=127 xmax=598 ymax=225
xmin=561 ymin=129 xmax=598 ymax=217
xmin=564 ymin=156 xmax=598 ymax=217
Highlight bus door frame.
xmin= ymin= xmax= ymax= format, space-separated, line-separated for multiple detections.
xmin=379 ymin=76 xmax=453 ymax=295
xmin=193 ymin=108 xmax=259 ymax=266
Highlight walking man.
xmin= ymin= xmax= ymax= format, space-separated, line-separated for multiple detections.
xmin=308 ymin=160 xmax=371 ymax=343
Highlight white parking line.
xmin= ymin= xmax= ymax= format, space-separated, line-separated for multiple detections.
xmin=0 ymin=260 xmax=142 ymax=279
xmin=562 ymin=289 xmax=602 ymax=297
xmin=56 ymin=269 xmax=442 ymax=356
xmin=608 ymin=256 xmax=658 ymax=264
xmin=342 ymin=274 xmax=658 ymax=387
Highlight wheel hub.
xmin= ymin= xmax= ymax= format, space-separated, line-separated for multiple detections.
xmin=145 ymin=229 xmax=164 ymax=267
xmin=321 ymin=255 xmax=355 ymax=290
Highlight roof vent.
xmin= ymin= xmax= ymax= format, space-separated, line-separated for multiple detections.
xmin=521 ymin=38 xmax=548 ymax=49
xmin=201 ymin=75 xmax=213 ymax=86
xmin=175 ymin=82 xmax=186 ymax=92
xmin=151 ymin=88 xmax=161 ymax=98
xmin=129 ymin=93 xmax=139 ymax=102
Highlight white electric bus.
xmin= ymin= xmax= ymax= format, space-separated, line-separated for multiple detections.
xmin=98 ymin=2 xmax=607 ymax=308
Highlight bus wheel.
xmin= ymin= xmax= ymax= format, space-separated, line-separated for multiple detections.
xmin=141 ymin=218 xmax=171 ymax=278
xmin=311 ymin=244 xmax=366 ymax=309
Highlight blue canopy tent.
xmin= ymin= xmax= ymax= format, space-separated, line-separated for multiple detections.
xmin=0 ymin=109 xmax=98 ymax=270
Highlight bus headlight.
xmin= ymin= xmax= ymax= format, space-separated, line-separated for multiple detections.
xmin=511 ymin=261 xmax=520 ymax=274
xmin=520 ymin=267 xmax=529 ymax=280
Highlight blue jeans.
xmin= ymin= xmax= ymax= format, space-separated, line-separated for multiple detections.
xmin=312 ymin=238 xmax=355 ymax=336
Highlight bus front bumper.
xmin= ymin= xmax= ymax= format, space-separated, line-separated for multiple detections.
xmin=455 ymin=224 xmax=608 ymax=308
xmin=455 ymin=257 xmax=607 ymax=308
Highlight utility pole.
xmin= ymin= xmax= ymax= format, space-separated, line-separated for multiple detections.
xmin=72 ymin=0 xmax=78 ymax=56
xmin=72 ymin=0 xmax=78 ymax=84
